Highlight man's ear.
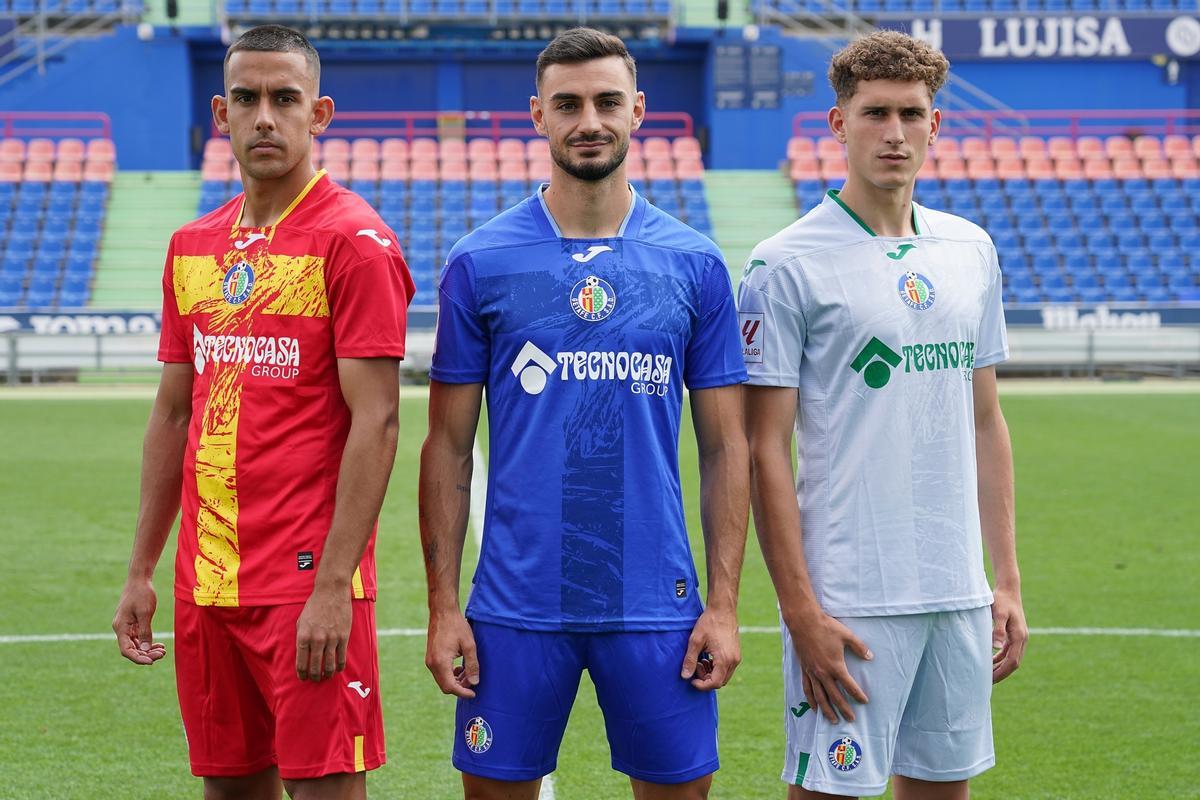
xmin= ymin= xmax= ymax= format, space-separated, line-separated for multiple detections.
xmin=212 ymin=95 xmax=230 ymax=135
xmin=310 ymin=95 xmax=335 ymax=136
xmin=530 ymin=95 xmax=548 ymax=138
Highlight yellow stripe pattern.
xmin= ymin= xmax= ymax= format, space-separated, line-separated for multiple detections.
xmin=351 ymin=566 xmax=365 ymax=600
xmin=353 ymin=734 xmax=365 ymax=772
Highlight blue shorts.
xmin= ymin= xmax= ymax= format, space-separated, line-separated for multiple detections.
xmin=452 ymin=621 xmax=719 ymax=784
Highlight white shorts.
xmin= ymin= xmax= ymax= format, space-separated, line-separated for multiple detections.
xmin=781 ymin=606 xmax=995 ymax=797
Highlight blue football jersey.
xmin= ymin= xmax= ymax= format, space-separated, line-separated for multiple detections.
xmin=431 ymin=188 xmax=746 ymax=632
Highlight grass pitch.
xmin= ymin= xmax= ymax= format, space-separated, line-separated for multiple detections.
xmin=0 ymin=385 xmax=1196 ymax=799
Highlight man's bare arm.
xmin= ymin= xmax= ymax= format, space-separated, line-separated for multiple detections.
xmin=973 ymin=366 xmax=1027 ymax=683
xmin=295 ymin=357 xmax=400 ymax=682
xmin=680 ymin=384 xmax=749 ymax=690
xmin=112 ymin=362 xmax=193 ymax=665
xmin=745 ymin=384 xmax=871 ymax=721
xmin=419 ymin=379 xmax=484 ymax=698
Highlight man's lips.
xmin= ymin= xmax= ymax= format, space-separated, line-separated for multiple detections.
xmin=879 ymin=153 xmax=908 ymax=161
xmin=571 ymin=140 xmax=610 ymax=150
xmin=251 ymin=141 xmax=281 ymax=153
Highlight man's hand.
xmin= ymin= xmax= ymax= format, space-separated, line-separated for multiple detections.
xmin=787 ymin=612 xmax=872 ymax=723
xmin=295 ymin=585 xmax=352 ymax=682
xmin=991 ymin=586 xmax=1028 ymax=683
xmin=425 ymin=610 xmax=480 ymax=699
xmin=680 ymin=607 xmax=741 ymax=691
xmin=112 ymin=579 xmax=167 ymax=665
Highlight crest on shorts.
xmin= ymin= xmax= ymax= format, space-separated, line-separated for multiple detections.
xmin=827 ymin=737 xmax=863 ymax=771
xmin=222 ymin=261 xmax=255 ymax=305
xmin=464 ymin=716 xmax=493 ymax=754
xmin=898 ymin=271 xmax=935 ymax=311
xmin=570 ymin=275 xmax=617 ymax=322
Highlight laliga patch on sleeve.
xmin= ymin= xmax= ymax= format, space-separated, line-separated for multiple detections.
xmin=739 ymin=312 xmax=765 ymax=364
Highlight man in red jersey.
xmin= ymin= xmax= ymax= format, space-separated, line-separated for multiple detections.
xmin=112 ymin=25 xmax=412 ymax=800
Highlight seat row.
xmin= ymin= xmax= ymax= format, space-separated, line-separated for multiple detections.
xmin=222 ymin=0 xmax=670 ymax=16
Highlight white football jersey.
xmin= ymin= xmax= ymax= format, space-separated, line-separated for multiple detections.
xmin=738 ymin=190 xmax=1008 ymax=616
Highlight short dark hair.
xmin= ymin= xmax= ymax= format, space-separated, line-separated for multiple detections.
xmin=535 ymin=27 xmax=636 ymax=90
xmin=828 ymin=30 xmax=948 ymax=106
xmin=224 ymin=24 xmax=321 ymax=86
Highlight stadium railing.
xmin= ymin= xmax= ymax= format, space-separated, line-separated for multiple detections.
xmin=219 ymin=0 xmax=672 ymax=23
xmin=786 ymin=108 xmax=1200 ymax=306
xmin=750 ymin=0 xmax=1191 ymax=18
xmin=200 ymin=110 xmax=710 ymax=307
xmin=0 ymin=112 xmax=114 ymax=311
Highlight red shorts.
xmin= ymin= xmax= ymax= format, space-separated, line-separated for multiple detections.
xmin=174 ymin=599 xmax=385 ymax=780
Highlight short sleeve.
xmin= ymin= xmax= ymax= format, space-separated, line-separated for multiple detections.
xmin=974 ymin=247 xmax=1009 ymax=369
xmin=683 ymin=256 xmax=749 ymax=390
xmin=736 ymin=254 xmax=805 ymax=388
xmin=327 ymin=248 xmax=413 ymax=359
xmin=157 ymin=238 xmax=190 ymax=364
xmin=429 ymin=255 xmax=489 ymax=384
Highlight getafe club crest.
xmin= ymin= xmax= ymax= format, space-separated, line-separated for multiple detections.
xmin=222 ymin=261 xmax=256 ymax=305
xmin=827 ymin=737 xmax=863 ymax=772
xmin=464 ymin=716 xmax=493 ymax=754
xmin=570 ymin=275 xmax=617 ymax=322
xmin=898 ymin=271 xmax=935 ymax=311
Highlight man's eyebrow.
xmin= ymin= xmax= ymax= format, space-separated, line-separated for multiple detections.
xmin=547 ymin=90 xmax=625 ymax=102
xmin=228 ymin=85 xmax=304 ymax=95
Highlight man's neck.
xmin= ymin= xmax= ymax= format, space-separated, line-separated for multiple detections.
xmin=238 ymin=163 xmax=318 ymax=229
xmin=542 ymin=166 xmax=632 ymax=239
xmin=836 ymin=174 xmax=916 ymax=238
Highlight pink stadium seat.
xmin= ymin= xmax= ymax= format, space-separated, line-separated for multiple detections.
xmin=380 ymin=138 xmax=408 ymax=162
xmin=351 ymin=161 xmax=379 ymax=181
xmin=676 ymin=159 xmax=704 ymax=180
xmin=202 ymin=161 xmax=231 ymax=181
xmin=83 ymin=161 xmax=114 ymax=182
xmin=527 ymin=159 xmax=552 ymax=182
xmin=410 ymin=160 xmax=439 ymax=181
xmin=410 ymin=137 xmax=439 ymax=162
xmin=498 ymin=159 xmax=528 ymax=181
xmin=961 ymin=137 xmax=989 ymax=159
xmin=1191 ymin=135 xmax=1200 ymax=158
xmin=1133 ymin=136 xmax=1162 ymax=160
xmin=623 ymin=154 xmax=645 ymax=176
xmin=1142 ymin=158 xmax=1171 ymax=179
xmin=497 ymin=138 xmax=526 ymax=162
xmin=467 ymin=138 xmax=496 ymax=162
xmin=1163 ymin=135 xmax=1191 ymax=158
xmin=526 ymin=139 xmax=550 ymax=161
xmin=1104 ymin=136 xmax=1134 ymax=159
xmin=205 ymin=137 xmax=233 ymax=161
xmin=442 ymin=161 xmax=470 ymax=181
xmin=467 ymin=162 xmax=496 ymax=182
xmin=26 ymin=138 xmax=55 ymax=163
xmin=1111 ymin=156 xmax=1140 ymax=178
xmin=820 ymin=161 xmax=848 ymax=181
xmin=322 ymin=160 xmax=350 ymax=182
xmin=790 ymin=158 xmax=820 ymax=181
xmin=1080 ymin=160 xmax=1111 ymax=179
xmin=623 ymin=159 xmax=644 ymax=180
xmin=936 ymin=158 xmax=966 ymax=178
xmin=646 ymin=159 xmax=674 ymax=180
xmin=53 ymin=161 xmax=83 ymax=182
xmin=1076 ymin=136 xmax=1104 ymax=159
xmin=351 ymin=138 xmax=380 ymax=163
xmin=996 ymin=158 xmax=1024 ymax=179
xmin=0 ymin=162 xmax=20 ymax=181
xmin=321 ymin=138 xmax=350 ymax=163
xmin=0 ymin=138 xmax=25 ymax=163
xmin=967 ymin=158 xmax=996 ymax=179
xmin=56 ymin=138 xmax=85 ymax=164
xmin=672 ymin=136 xmax=702 ymax=161
xmin=1047 ymin=137 xmax=1076 ymax=158
xmin=643 ymin=137 xmax=671 ymax=161
xmin=1171 ymin=157 xmax=1199 ymax=178
xmin=934 ymin=138 xmax=961 ymax=158
xmin=1025 ymin=159 xmax=1054 ymax=180
xmin=989 ymin=137 xmax=1018 ymax=160
xmin=86 ymin=138 xmax=116 ymax=165
xmin=380 ymin=161 xmax=408 ymax=181
xmin=1018 ymin=137 xmax=1047 ymax=159
xmin=440 ymin=139 xmax=467 ymax=163
xmin=310 ymin=139 xmax=321 ymax=161
xmin=817 ymin=137 xmax=842 ymax=158
xmin=627 ymin=138 xmax=643 ymax=160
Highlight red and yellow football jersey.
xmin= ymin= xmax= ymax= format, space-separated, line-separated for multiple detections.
xmin=158 ymin=170 xmax=414 ymax=607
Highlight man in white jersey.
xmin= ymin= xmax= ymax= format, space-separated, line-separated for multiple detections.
xmin=738 ymin=31 xmax=1027 ymax=799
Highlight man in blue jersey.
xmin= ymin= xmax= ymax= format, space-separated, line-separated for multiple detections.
xmin=419 ymin=27 xmax=750 ymax=800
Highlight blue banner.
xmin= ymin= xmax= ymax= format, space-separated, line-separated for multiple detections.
xmin=880 ymin=15 xmax=1200 ymax=60
xmin=0 ymin=311 xmax=162 ymax=335
xmin=1004 ymin=304 xmax=1200 ymax=328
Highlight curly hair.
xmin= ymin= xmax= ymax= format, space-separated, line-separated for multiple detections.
xmin=828 ymin=31 xmax=949 ymax=106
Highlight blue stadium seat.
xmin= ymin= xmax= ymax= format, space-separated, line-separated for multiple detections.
xmin=358 ymin=0 xmax=384 ymax=10
xmin=1169 ymin=211 xmax=1198 ymax=233
xmin=65 ymin=253 xmax=94 ymax=276
xmin=1108 ymin=212 xmax=1136 ymax=231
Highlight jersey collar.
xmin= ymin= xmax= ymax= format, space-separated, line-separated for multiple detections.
xmin=824 ymin=189 xmax=923 ymax=239
xmin=532 ymin=182 xmax=643 ymax=240
xmin=232 ymin=169 xmax=328 ymax=239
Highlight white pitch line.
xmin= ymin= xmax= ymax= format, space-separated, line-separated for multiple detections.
xmin=8 ymin=626 xmax=1199 ymax=646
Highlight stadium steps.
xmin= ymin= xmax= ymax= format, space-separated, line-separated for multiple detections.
xmin=705 ymin=169 xmax=797 ymax=278
xmin=91 ymin=171 xmax=199 ymax=309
